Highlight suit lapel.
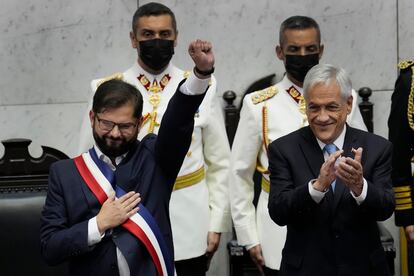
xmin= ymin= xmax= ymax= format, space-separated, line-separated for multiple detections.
xmin=299 ymin=127 xmax=324 ymax=179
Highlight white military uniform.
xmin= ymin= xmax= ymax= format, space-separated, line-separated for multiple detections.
xmin=79 ymin=62 xmax=232 ymax=261
xmin=230 ymin=75 xmax=366 ymax=270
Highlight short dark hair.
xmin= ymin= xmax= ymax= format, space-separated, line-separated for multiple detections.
xmin=92 ymin=79 xmax=143 ymax=118
xmin=279 ymin=16 xmax=321 ymax=45
xmin=132 ymin=2 xmax=177 ymax=35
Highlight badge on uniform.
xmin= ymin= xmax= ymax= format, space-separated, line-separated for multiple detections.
xmin=286 ymin=86 xmax=302 ymax=103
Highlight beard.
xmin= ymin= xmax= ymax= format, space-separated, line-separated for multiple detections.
xmin=93 ymin=128 xmax=137 ymax=158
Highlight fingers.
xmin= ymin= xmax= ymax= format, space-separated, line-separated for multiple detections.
xmin=107 ymin=192 xmax=116 ymax=202
xmin=118 ymin=191 xmax=137 ymax=203
xmin=336 ymin=157 xmax=362 ymax=180
xmin=121 ymin=193 xmax=141 ymax=213
xmin=405 ymin=225 xmax=414 ymax=247
xmin=189 ymin=39 xmax=212 ymax=55
xmin=249 ymin=245 xmax=265 ymax=267
xmin=317 ymin=150 xmax=343 ymax=190
xmin=325 ymin=150 xmax=343 ymax=167
xmin=188 ymin=39 xmax=214 ymax=74
xmin=352 ymin=147 xmax=363 ymax=163
xmin=127 ymin=207 xmax=139 ymax=218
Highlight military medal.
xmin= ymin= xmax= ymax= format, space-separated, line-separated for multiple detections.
xmin=286 ymin=85 xmax=307 ymax=127
xmin=137 ymin=74 xmax=171 ymax=133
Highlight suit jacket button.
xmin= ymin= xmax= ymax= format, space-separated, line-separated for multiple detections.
xmin=111 ymin=263 xmax=117 ymax=270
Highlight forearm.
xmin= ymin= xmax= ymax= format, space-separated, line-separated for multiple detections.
xmin=155 ymin=78 xmax=207 ymax=178
xmin=230 ymin=169 xmax=259 ymax=245
xmin=204 ymin=105 xmax=232 ymax=232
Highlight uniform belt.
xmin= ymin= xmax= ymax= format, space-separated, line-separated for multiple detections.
xmin=261 ymin=176 xmax=270 ymax=193
xmin=173 ymin=166 xmax=205 ymax=191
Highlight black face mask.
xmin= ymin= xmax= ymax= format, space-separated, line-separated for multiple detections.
xmin=285 ymin=53 xmax=319 ymax=83
xmin=139 ymin=39 xmax=175 ymax=71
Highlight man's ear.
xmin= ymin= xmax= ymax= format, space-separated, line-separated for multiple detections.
xmin=130 ymin=31 xmax=138 ymax=49
xmin=346 ymin=95 xmax=353 ymax=114
xmin=318 ymin=44 xmax=324 ymax=59
xmin=173 ymin=31 xmax=178 ymax=47
xmin=276 ymin=45 xmax=284 ymax=61
xmin=138 ymin=116 xmax=144 ymax=128
xmin=89 ymin=110 xmax=95 ymax=127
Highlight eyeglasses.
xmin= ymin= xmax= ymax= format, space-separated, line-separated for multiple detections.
xmin=95 ymin=115 xmax=138 ymax=134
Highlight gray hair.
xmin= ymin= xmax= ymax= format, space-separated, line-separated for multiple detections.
xmin=303 ymin=64 xmax=352 ymax=100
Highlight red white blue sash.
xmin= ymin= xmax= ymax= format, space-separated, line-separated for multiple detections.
xmin=74 ymin=148 xmax=174 ymax=276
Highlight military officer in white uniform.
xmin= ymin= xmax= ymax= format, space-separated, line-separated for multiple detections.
xmin=79 ymin=3 xmax=231 ymax=276
xmin=230 ymin=16 xmax=366 ymax=276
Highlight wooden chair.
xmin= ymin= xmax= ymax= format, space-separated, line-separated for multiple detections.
xmin=0 ymin=138 xmax=70 ymax=276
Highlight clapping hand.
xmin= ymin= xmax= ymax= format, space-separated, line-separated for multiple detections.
xmin=336 ymin=147 xmax=364 ymax=196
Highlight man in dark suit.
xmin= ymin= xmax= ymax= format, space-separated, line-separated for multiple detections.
xmin=40 ymin=39 xmax=215 ymax=276
xmin=267 ymin=63 xmax=395 ymax=276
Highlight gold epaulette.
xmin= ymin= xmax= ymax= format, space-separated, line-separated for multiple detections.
xmin=183 ymin=70 xmax=191 ymax=79
xmin=398 ymin=60 xmax=414 ymax=70
xmin=251 ymin=86 xmax=278 ymax=105
xmin=393 ymin=185 xmax=413 ymax=211
xmin=96 ymin=72 xmax=124 ymax=88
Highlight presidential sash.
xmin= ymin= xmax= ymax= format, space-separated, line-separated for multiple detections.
xmin=74 ymin=148 xmax=174 ymax=276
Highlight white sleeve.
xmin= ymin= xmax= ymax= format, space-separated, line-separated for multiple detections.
xmin=230 ymin=96 xmax=262 ymax=246
xmin=87 ymin=216 xmax=104 ymax=246
xmin=202 ymin=78 xmax=232 ymax=232
xmin=308 ymin=179 xmax=328 ymax=203
xmin=179 ymin=71 xmax=211 ymax=95
xmin=350 ymin=178 xmax=368 ymax=205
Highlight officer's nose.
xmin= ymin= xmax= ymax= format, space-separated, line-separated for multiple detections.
xmin=299 ymin=48 xmax=307 ymax=56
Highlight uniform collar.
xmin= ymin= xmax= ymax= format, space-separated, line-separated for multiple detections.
xmin=280 ymin=74 xmax=303 ymax=94
xmin=133 ymin=61 xmax=173 ymax=82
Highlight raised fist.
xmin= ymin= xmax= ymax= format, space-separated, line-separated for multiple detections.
xmin=188 ymin=39 xmax=214 ymax=73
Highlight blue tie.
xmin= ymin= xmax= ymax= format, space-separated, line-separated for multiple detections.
xmin=324 ymin=143 xmax=337 ymax=192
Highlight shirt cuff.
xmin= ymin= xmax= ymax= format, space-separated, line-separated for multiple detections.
xmin=245 ymin=242 xmax=260 ymax=251
xmin=179 ymin=71 xmax=210 ymax=95
xmin=309 ymin=179 xmax=327 ymax=204
xmin=350 ymin=178 xmax=368 ymax=205
xmin=87 ymin=216 xmax=104 ymax=246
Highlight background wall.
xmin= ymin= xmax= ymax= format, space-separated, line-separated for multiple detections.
xmin=1 ymin=0 xmax=412 ymax=275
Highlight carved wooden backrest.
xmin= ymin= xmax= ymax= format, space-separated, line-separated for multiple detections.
xmin=0 ymin=138 xmax=69 ymax=275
